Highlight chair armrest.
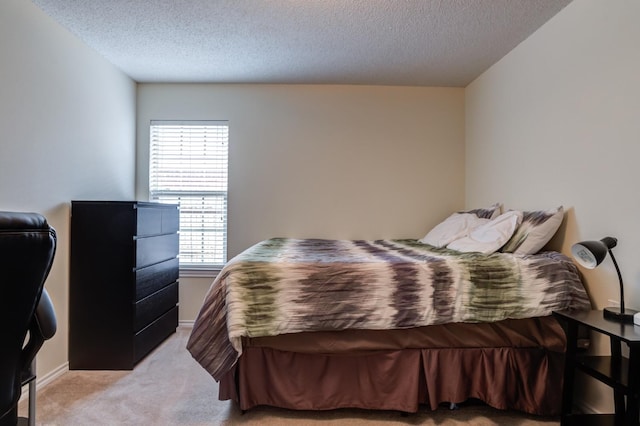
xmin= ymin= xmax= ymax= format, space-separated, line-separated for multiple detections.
xmin=33 ymin=289 xmax=57 ymax=340
xmin=20 ymin=289 xmax=57 ymax=369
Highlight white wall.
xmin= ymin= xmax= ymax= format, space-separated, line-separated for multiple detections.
xmin=136 ymin=84 xmax=465 ymax=320
xmin=0 ymin=0 xmax=136 ymax=382
xmin=465 ymin=0 xmax=640 ymax=413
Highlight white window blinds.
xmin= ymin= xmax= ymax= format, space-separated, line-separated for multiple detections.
xmin=149 ymin=121 xmax=229 ymax=269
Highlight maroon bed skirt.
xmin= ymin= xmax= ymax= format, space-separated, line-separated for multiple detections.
xmin=218 ymin=318 xmax=566 ymax=416
xmin=219 ymin=347 xmax=564 ymax=415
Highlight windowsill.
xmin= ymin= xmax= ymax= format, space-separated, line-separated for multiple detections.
xmin=179 ymin=267 xmax=222 ymax=279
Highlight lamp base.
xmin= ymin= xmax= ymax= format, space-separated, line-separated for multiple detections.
xmin=603 ymin=307 xmax=638 ymax=324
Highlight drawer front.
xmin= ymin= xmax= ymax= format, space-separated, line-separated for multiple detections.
xmin=135 ymin=233 xmax=179 ymax=268
xmin=160 ymin=206 xmax=180 ymax=234
xmin=135 ymin=257 xmax=179 ymax=300
xmin=134 ymin=282 xmax=178 ymax=332
xmin=134 ymin=306 xmax=178 ymax=364
xmin=137 ymin=205 xmax=179 ymax=236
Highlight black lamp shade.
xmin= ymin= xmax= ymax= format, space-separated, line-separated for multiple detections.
xmin=571 ymin=237 xmax=617 ymax=269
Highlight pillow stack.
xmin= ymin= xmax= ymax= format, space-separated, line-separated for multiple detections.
xmin=419 ymin=203 xmax=501 ymax=248
xmin=418 ymin=213 xmax=490 ymax=248
xmin=447 ymin=210 xmax=522 ymax=254
xmin=420 ymin=204 xmax=564 ymax=255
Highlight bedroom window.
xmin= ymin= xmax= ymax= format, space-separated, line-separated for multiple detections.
xmin=149 ymin=120 xmax=229 ymax=273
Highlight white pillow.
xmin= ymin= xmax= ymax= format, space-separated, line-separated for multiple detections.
xmin=447 ymin=210 xmax=523 ymax=254
xmin=419 ymin=213 xmax=489 ymax=248
xmin=501 ymin=206 xmax=564 ymax=254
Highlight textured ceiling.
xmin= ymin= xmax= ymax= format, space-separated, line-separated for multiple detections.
xmin=30 ymin=0 xmax=573 ymax=86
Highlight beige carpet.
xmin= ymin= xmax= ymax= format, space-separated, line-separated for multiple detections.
xmin=20 ymin=327 xmax=560 ymax=425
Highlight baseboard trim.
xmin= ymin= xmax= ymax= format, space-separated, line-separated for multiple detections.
xmin=19 ymin=362 xmax=69 ymax=402
xmin=37 ymin=362 xmax=69 ymax=389
xmin=179 ymin=320 xmax=194 ymax=328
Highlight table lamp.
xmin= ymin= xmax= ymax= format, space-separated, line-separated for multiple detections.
xmin=571 ymin=237 xmax=637 ymax=323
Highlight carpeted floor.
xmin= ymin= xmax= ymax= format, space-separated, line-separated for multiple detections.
xmin=20 ymin=327 xmax=560 ymax=425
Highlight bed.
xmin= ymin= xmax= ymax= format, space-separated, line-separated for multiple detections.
xmin=187 ymin=237 xmax=590 ymax=416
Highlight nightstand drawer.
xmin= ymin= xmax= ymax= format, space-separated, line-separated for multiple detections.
xmin=135 ymin=257 xmax=179 ymax=300
xmin=134 ymin=282 xmax=178 ymax=332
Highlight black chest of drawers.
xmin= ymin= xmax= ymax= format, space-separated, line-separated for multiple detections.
xmin=69 ymin=201 xmax=179 ymax=370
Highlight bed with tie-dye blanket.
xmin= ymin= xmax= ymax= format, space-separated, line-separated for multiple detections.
xmin=187 ymin=238 xmax=590 ymax=415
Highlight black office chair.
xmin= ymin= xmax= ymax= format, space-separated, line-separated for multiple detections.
xmin=0 ymin=212 xmax=57 ymax=426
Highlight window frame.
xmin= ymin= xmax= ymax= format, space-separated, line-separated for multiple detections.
xmin=149 ymin=120 xmax=229 ymax=276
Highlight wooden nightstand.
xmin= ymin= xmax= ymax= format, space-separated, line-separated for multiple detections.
xmin=554 ymin=310 xmax=640 ymax=426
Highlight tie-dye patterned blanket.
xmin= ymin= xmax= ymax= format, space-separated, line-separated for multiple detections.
xmin=187 ymin=238 xmax=590 ymax=381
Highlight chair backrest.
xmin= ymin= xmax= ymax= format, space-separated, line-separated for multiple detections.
xmin=0 ymin=212 xmax=56 ymax=423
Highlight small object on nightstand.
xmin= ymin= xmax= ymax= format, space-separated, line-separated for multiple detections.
xmin=634 ymin=312 xmax=640 ymax=326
